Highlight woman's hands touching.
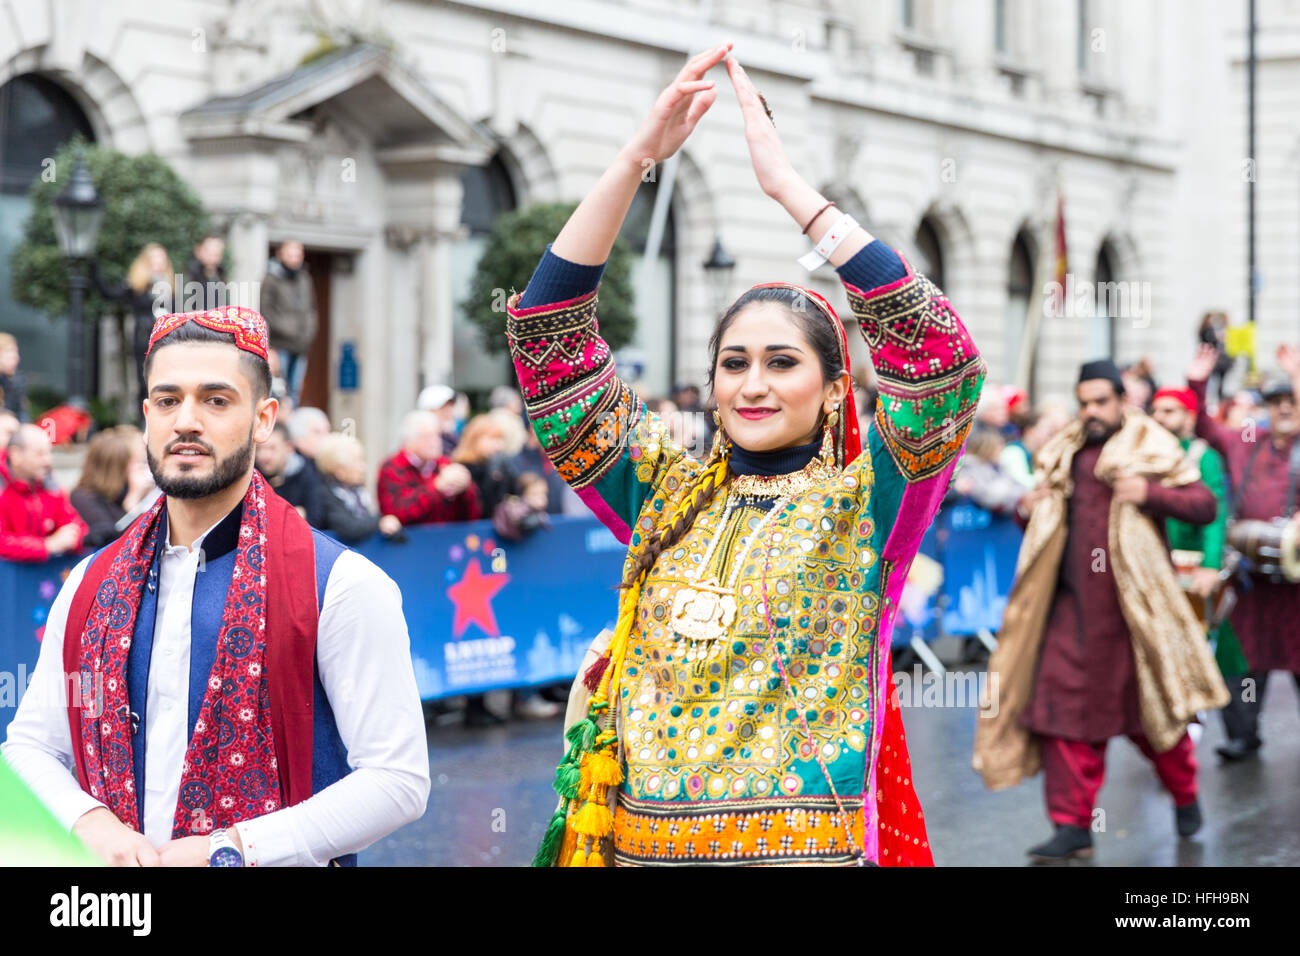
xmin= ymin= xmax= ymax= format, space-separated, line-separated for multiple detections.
xmin=622 ymin=43 xmax=731 ymax=168
xmin=551 ymin=43 xmax=731 ymax=266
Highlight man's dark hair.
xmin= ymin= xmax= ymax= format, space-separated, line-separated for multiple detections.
xmin=142 ymin=322 xmax=272 ymax=400
xmin=270 ymin=421 xmax=291 ymax=442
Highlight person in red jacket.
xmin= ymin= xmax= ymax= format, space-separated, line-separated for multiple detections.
xmin=0 ymin=423 xmax=87 ymax=562
xmin=377 ymin=410 xmax=481 ymax=524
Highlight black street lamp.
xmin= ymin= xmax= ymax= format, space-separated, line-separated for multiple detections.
xmin=701 ymin=235 xmax=736 ymax=318
xmin=51 ymin=149 xmax=104 ymax=407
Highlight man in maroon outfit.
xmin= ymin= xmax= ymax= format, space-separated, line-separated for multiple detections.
xmin=377 ymin=409 xmax=481 ymax=525
xmin=1186 ymin=343 xmax=1300 ymax=760
xmin=1015 ymin=360 xmax=1217 ymax=861
xmin=0 ymin=424 xmax=87 ymax=563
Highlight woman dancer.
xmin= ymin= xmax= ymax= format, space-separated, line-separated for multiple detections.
xmin=510 ymin=44 xmax=985 ymax=866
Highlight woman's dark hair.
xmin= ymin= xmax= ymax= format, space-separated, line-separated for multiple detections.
xmin=620 ymin=286 xmax=845 ymax=589
xmin=706 ymin=286 xmax=845 ymax=393
xmin=142 ymin=321 xmax=272 ymax=400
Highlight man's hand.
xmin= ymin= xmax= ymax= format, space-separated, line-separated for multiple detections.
xmin=158 ymin=826 xmax=244 ymax=867
xmin=44 ymin=524 xmax=81 ymax=556
xmin=1112 ymin=472 xmax=1149 ymax=505
xmin=1190 ymin=567 xmax=1222 ymax=599
xmin=1186 ymin=343 xmax=1219 ymax=384
xmin=1016 ymin=484 xmax=1052 ymax=518
xmin=378 ymin=514 xmax=402 ymax=536
xmin=1278 ymin=343 xmax=1300 ymax=380
xmin=72 ymin=807 xmax=160 ymax=867
xmin=434 ymin=463 xmax=472 ymax=496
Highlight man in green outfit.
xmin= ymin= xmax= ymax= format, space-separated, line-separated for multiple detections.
xmin=1150 ymin=386 xmax=1250 ymax=750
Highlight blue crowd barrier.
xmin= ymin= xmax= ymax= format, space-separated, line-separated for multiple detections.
xmin=0 ymin=503 xmax=1024 ymax=738
xmin=0 ymin=517 xmax=626 ymax=738
xmin=894 ymin=499 xmax=1024 ymax=647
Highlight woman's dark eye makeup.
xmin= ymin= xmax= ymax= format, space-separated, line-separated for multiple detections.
xmin=720 ymin=352 xmax=799 ymax=371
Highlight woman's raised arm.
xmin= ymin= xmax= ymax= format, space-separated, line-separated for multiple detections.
xmin=724 ymin=55 xmax=873 ymax=264
xmin=726 ymin=54 xmax=986 ymax=556
xmin=506 ymin=45 xmax=732 ymax=544
xmin=550 ymin=43 xmax=730 ymax=266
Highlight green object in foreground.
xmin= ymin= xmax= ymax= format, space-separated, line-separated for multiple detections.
xmin=0 ymin=754 xmax=101 ymax=866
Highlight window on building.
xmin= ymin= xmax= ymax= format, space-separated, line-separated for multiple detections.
xmin=995 ymin=0 xmax=1008 ymax=53
xmin=1006 ymin=228 xmax=1037 ymax=394
xmin=1077 ymin=0 xmax=1096 ymax=75
xmin=1092 ymin=240 xmax=1118 ymax=360
xmin=619 ymin=178 xmax=677 ymax=398
xmin=914 ymin=216 xmax=946 ymax=291
xmin=0 ymin=74 xmax=96 ymax=397
xmin=450 ymin=153 xmax=518 ymax=395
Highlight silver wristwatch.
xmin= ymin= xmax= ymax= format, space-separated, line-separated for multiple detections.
xmin=207 ymin=828 xmax=244 ymax=867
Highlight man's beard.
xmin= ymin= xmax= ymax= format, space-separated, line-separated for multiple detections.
xmin=146 ymin=431 xmax=253 ymax=500
xmin=1082 ymin=419 xmax=1120 ymax=445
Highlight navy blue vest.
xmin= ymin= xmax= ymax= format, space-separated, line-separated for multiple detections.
xmin=83 ymin=504 xmax=355 ymax=865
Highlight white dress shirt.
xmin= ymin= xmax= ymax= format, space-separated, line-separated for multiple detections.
xmin=1 ymin=512 xmax=430 ymax=866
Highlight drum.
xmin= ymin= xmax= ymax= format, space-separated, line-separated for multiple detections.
xmin=1226 ymin=517 xmax=1300 ymax=582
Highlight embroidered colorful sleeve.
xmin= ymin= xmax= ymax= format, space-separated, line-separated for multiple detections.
xmin=506 ymin=289 xmax=690 ymax=544
xmin=843 ymin=252 xmax=986 ymax=559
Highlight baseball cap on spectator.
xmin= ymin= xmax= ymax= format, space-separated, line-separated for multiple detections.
xmin=417 ymin=384 xmax=455 ymax=412
xmin=1260 ymin=377 xmax=1294 ymax=403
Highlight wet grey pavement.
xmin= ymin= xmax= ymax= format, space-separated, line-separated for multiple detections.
xmin=361 ymin=650 xmax=1300 ymax=866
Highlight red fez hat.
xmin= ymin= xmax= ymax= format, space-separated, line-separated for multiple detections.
xmin=1152 ymin=386 xmax=1197 ymax=413
xmin=146 ymin=306 xmax=270 ymax=361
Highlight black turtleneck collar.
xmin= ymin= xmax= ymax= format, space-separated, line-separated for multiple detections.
xmin=729 ymin=439 xmax=820 ymax=476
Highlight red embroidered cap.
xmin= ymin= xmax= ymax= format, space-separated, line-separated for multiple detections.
xmin=1152 ymin=386 xmax=1197 ymax=413
xmin=146 ymin=306 xmax=270 ymax=361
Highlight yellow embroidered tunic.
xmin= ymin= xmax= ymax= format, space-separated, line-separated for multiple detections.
xmin=507 ymin=253 xmax=984 ymax=865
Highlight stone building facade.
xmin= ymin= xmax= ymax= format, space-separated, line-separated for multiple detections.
xmin=0 ymin=0 xmax=1290 ymax=465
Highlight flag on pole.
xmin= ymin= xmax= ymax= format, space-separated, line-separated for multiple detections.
xmin=1054 ymin=186 xmax=1068 ymax=296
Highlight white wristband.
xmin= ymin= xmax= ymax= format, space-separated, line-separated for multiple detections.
xmin=798 ymin=212 xmax=860 ymax=271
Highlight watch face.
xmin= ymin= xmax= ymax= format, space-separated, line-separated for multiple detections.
xmin=209 ymin=846 xmax=243 ymax=868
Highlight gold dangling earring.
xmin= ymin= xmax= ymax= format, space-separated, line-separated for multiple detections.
xmin=710 ymin=408 xmax=728 ymax=460
xmin=819 ymin=405 xmax=840 ymax=470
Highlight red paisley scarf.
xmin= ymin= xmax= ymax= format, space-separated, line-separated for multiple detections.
xmin=65 ymin=470 xmax=318 ymax=837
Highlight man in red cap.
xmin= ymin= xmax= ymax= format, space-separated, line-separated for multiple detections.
xmin=1187 ymin=343 xmax=1300 ymax=760
xmin=2 ymin=306 xmax=429 ymax=866
xmin=1150 ymin=386 xmax=1244 ymax=735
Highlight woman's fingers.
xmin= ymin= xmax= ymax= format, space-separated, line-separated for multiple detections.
xmin=656 ymin=80 xmax=714 ymax=125
xmin=725 ymin=56 xmax=764 ymax=118
xmin=685 ymin=86 xmax=718 ymax=128
xmin=676 ymin=79 xmax=716 ymax=95
xmin=678 ymin=42 xmax=732 ymax=82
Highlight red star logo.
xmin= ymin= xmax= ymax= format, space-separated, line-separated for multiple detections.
xmin=447 ymin=558 xmax=511 ymax=638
